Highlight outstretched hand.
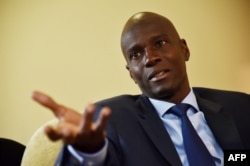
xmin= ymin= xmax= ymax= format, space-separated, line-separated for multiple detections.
xmin=32 ymin=91 xmax=111 ymax=153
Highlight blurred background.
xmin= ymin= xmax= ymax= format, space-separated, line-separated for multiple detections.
xmin=1 ymin=0 xmax=249 ymax=145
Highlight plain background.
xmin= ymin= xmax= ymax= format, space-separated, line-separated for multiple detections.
xmin=1 ymin=0 xmax=249 ymax=145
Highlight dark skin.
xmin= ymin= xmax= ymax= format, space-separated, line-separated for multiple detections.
xmin=32 ymin=12 xmax=191 ymax=153
xmin=32 ymin=91 xmax=111 ymax=153
xmin=121 ymin=12 xmax=190 ymax=103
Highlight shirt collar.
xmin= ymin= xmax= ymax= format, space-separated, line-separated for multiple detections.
xmin=148 ymin=88 xmax=199 ymax=117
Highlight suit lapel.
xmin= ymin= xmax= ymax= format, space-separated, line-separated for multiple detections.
xmin=134 ymin=92 xmax=244 ymax=165
xmin=195 ymin=94 xmax=244 ymax=149
xmin=136 ymin=96 xmax=182 ymax=166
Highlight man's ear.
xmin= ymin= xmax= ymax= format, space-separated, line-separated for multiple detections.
xmin=180 ymin=39 xmax=190 ymax=61
xmin=126 ymin=65 xmax=137 ymax=84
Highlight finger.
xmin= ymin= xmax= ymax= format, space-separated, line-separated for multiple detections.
xmin=44 ymin=125 xmax=63 ymax=141
xmin=32 ymin=91 xmax=66 ymax=118
xmin=95 ymin=107 xmax=111 ymax=133
xmin=61 ymin=127 xmax=78 ymax=145
xmin=45 ymin=123 xmax=79 ymax=144
xmin=80 ymin=104 xmax=96 ymax=132
xmin=32 ymin=91 xmax=58 ymax=110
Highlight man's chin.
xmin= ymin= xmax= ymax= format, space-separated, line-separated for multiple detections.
xmin=146 ymin=88 xmax=175 ymax=101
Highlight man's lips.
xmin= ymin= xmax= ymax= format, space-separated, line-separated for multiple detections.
xmin=148 ymin=69 xmax=170 ymax=81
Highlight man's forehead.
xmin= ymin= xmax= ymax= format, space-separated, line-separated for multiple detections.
xmin=121 ymin=12 xmax=180 ymax=51
xmin=122 ymin=14 xmax=175 ymax=40
xmin=121 ymin=22 xmax=172 ymax=47
xmin=123 ymin=31 xmax=169 ymax=49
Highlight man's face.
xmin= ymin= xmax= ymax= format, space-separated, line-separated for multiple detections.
xmin=121 ymin=14 xmax=190 ymax=102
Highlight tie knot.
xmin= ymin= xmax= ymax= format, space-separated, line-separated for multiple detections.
xmin=169 ymin=103 xmax=190 ymax=117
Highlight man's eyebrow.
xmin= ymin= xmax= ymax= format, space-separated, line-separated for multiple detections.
xmin=126 ymin=43 xmax=142 ymax=54
xmin=125 ymin=34 xmax=169 ymax=54
xmin=150 ymin=33 xmax=169 ymax=41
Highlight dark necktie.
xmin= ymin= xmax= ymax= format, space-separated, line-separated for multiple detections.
xmin=169 ymin=103 xmax=215 ymax=166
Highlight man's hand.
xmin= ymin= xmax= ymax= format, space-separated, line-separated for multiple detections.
xmin=32 ymin=91 xmax=111 ymax=153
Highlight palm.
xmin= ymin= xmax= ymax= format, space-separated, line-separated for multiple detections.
xmin=32 ymin=91 xmax=111 ymax=153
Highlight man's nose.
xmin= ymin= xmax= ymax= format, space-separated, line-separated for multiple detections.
xmin=145 ymin=47 xmax=161 ymax=67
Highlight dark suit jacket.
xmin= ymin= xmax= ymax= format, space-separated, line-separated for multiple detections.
xmin=56 ymin=87 xmax=250 ymax=166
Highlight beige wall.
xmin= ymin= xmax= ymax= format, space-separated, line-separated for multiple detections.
xmin=1 ymin=0 xmax=249 ymax=145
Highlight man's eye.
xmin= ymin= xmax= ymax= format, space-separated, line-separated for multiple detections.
xmin=156 ymin=40 xmax=166 ymax=47
xmin=129 ymin=52 xmax=141 ymax=59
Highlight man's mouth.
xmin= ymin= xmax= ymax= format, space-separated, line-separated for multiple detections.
xmin=149 ymin=70 xmax=170 ymax=82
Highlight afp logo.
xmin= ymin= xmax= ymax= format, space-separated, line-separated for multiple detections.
xmin=224 ymin=150 xmax=250 ymax=166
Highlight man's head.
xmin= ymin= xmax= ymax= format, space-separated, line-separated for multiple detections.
xmin=121 ymin=12 xmax=190 ymax=103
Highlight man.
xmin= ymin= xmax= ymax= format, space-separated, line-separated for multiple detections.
xmin=32 ymin=12 xmax=250 ymax=166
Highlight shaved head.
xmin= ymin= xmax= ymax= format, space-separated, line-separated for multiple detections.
xmin=121 ymin=12 xmax=181 ymax=55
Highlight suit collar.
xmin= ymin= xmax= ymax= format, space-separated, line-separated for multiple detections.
xmin=194 ymin=92 xmax=244 ymax=149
